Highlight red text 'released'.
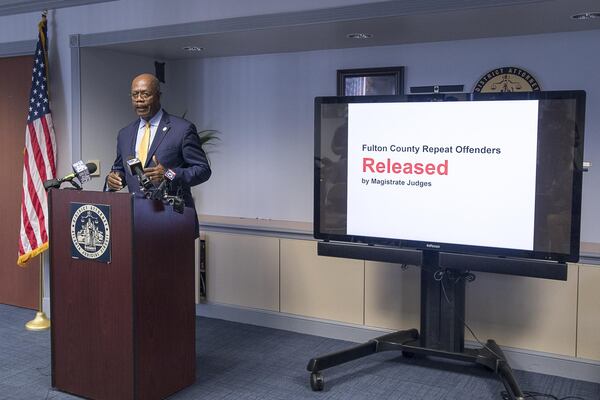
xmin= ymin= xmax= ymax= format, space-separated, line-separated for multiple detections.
xmin=363 ymin=158 xmax=449 ymax=175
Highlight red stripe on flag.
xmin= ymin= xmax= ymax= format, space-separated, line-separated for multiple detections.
xmin=20 ymin=186 xmax=38 ymax=251
xmin=28 ymin=122 xmax=48 ymax=182
xmin=40 ymin=116 xmax=56 ymax=176
xmin=18 ymin=230 xmax=25 ymax=256
xmin=23 ymin=148 xmax=47 ymax=244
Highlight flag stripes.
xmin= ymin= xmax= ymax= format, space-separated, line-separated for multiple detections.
xmin=17 ymin=15 xmax=57 ymax=266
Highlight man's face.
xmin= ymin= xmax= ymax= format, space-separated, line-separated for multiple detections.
xmin=130 ymin=76 xmax=160 ymax=120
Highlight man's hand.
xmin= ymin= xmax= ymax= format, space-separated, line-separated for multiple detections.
xmin=107 ymin=171 xmax=124 ymax=191
xmin=144 ymin=155 xmax=165 ymax=185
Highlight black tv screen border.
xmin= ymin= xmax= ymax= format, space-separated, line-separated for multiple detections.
xmin=314 ymin=90 xmax=586 ymax=263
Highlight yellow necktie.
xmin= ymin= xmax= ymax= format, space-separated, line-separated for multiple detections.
xmin=139 ymin=121 xmax=150 ymax=166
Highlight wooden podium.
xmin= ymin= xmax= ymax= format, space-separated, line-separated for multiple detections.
xmin=48 ymin=189 xmax=196 ymax=400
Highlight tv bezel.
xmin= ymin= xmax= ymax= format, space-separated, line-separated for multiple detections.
xmin=314 ymin=90 xmax=586 ymax=263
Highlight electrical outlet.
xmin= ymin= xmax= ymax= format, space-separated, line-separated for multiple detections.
xmin=87 ymin=160 xmax=101 ymax=177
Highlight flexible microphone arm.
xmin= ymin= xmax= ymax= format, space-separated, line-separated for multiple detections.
xmin=43 ymin=161 xmax=96 ymax=191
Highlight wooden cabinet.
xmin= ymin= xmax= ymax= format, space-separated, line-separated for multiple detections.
xmin=202 ymin=224 xmax=600 ymax=362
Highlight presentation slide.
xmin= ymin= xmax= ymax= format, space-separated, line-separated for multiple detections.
xmin=346 ymin=100 xmax=539 ymax=250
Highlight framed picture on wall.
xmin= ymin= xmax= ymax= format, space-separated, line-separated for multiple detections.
xmin=337 ymin=66 xmax=404 ymax=96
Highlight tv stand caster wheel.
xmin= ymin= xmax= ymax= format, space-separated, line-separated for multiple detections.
xmin=310 ymin=372 xmax=324 ymax=391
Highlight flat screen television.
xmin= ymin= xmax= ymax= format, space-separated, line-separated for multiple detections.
xmin=314 ymin=91 xmax=585 ymax=263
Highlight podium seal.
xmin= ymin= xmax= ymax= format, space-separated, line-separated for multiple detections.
xmin=70 ymin=203 xmax=111 ymax=263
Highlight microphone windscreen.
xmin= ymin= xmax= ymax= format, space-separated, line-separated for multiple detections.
xmin=85 ymin=162 xmax=97 ymax=175
xmin=43 ymin=179 xmax=60 ymax=191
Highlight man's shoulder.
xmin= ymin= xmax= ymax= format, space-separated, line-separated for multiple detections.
xmin=119 ymin=119 xmax=139 ymax=135
xmin=163 ymin=111 xmax=195 ymax=129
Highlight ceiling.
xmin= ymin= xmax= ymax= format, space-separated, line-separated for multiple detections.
xmin=0 ymin=0 xmax=116 ymax=16
xmin=89 ymin=0 xmax=600 ymax=60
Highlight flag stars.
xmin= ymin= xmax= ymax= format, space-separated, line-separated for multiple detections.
xmin=26 ymin=37 xmax=52 ymax=120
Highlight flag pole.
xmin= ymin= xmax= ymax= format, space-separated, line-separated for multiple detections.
xmin=25 ymin=253 xmax=51 ymax=331
xmin=21 ymin=9 xmax=52 ymax=331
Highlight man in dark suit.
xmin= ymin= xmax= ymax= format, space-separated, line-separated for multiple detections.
xmin=106 ymin=73 xmax=211 ymax=234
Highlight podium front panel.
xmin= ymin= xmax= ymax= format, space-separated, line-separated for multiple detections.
xmin=50 ymin=190 xmax=135 ymax=400
xmin=49 ymin=190 xmax=197 ymax=400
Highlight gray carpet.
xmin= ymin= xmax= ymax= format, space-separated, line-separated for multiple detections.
xmin=0 ymin=304 xmax=598 ymax=400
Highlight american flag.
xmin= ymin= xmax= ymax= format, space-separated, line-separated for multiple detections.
xmin=17 ymin=15 xmax=57 ymax=266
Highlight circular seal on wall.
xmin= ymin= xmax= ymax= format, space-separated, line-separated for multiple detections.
xmin=70 ymin=204 xmax=110 ymax=260
xmin=473 ymin=67 xmax=541 ymax=93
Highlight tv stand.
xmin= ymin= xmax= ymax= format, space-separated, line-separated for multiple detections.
xmin=306 ymin=250 xmax=525 ymax=400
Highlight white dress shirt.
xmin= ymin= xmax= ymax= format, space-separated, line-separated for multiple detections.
xmin=135 ymin=109 xmax=164 ymax=163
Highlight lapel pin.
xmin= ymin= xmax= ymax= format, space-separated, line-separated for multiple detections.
xmin=162 ymin=127 xmax=168 ymax=132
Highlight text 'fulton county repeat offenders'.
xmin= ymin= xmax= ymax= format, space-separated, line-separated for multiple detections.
xmin=360 ymin=144 xmax=502 ymax=188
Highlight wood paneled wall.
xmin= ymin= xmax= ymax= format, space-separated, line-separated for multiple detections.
xmin=203 ymin=231 xmax=600 ymax=362
xmin=0 ymin=55 xmax=38 ymax=309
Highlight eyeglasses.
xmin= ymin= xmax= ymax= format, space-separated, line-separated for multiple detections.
xmin=130 ymin=91 xmax=154 ymax=100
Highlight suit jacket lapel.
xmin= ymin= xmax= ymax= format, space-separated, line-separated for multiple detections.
xmin=128 ymin=120 xmax=139 ymax=161
xmin=145 ymin=111 xmax=171 ymax=167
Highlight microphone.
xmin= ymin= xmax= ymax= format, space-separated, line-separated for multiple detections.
xmin=43 ymin=178 xmax=60 ymax=191
xmin=157 ymin=168 xmax=176 ymax=194
xmin=61 ymin=161 xmax=97 ymax=184
xmin=160 ymin=169 xmax=184 ymax=213
xmin=43 ymin=161 xmax=97 ymax=191
xmin=149 ymin=168 xmax=176 ymax=200
xmin=126 ymin=156 xmax=154 ymax=191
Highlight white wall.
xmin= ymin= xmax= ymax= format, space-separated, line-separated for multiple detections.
xmin=0 ymin=0 xmax=384 ymax=184
xmin=80 ymin=48 xmax=154 ymax=190
xmin=169 ymin=30 xmax=600 ymax=244
xmin=3 ymin=0 xmax=598 ymax=241
xmin=80 ymin=47 xmax=182 ymax=191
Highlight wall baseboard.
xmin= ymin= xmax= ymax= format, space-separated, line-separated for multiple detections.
xmin=196 ymin=301 xmax=600 ymax=384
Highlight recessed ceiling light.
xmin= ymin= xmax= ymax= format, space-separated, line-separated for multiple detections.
xmin=346 ymin=33 xmax=373 ymax=40
xmin=571 ymin=12 xmax=600 ymax=20
xmin=182 ymin=46 xmax=205 ymax=52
